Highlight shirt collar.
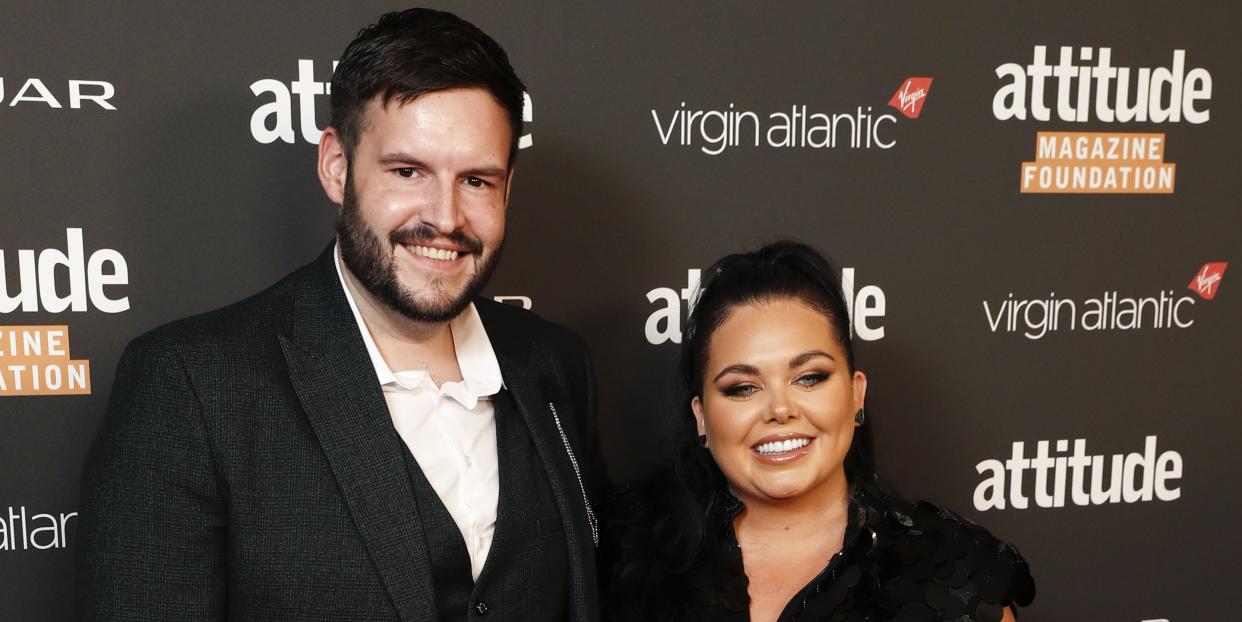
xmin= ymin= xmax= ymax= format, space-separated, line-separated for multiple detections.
xmin=333 ymin=243 xmax=505 ymax=408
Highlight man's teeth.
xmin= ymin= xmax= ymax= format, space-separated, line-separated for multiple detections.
xmin=411 ymin=245 xmax=459 ymax=261
xmin=755 ymin=438 xmax=811 ymax=455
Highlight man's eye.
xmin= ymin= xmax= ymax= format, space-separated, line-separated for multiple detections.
xmin=465 ymin=176 xmax=486 ymax=188
xmin=795 ymin=373 xmax=828 ymax=387
xmin=396 ymin=167 xmax=416 ymax=178
xmin=722 ymin=384 xmax=757 ymax=398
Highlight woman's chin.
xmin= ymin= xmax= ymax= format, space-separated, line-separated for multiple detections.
xmin=750 ymin=476 xmax=817 ymax=502
xmin=743 ymin=469 xmax=847 ymax=506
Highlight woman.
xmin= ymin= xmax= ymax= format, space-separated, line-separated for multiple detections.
xmin=603 ymin=241 xmax=1035 ymax=622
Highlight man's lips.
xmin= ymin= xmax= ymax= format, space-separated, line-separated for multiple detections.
xmin=390 ymin=226 xmax=482 ymax=258
xmin=405 ymin=243 xmax=467 ymax=261
xmin=396 ymin=244 xmax=474 ymax=274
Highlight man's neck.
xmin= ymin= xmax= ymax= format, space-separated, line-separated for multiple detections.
xmin=338 ymin=259 xmax=463 ymax=385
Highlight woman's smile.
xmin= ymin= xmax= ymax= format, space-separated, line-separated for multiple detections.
xmin=751 ymin=434 xmax=816 ymax=464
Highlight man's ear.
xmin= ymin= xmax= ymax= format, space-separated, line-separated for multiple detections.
xmin=317 ymin=127 xmax=348 ymax=205
xmin=503 ymin=164 xmax=516 ymax=206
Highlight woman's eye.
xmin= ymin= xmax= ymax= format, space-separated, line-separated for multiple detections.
xmin=722 ymin=384 xmax=757 ymax=398
xmin=795 ymin=373 xmax=828 ymax=387
xmin=396 ymin=167 xmax=416 ymax=178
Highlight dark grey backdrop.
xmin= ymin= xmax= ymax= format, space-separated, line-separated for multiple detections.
xmin=2 ymin=2 xmax=1238 ymax=620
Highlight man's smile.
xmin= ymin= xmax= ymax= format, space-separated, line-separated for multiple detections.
xmin=407 ymin=244 xmax=462 ymax=261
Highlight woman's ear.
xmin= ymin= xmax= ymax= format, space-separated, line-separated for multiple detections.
xmin=851 ymin=370 xmax=868 ymax=414
xmin=691 ymin=396 xmax=707 ymax=438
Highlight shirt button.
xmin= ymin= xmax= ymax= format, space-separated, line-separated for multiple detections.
xmin=475 ymin=601 xmax=489 ymax=616
xmin=465 ymin=455 xmax=473 ymax=467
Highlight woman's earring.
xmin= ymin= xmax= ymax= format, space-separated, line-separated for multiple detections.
xmin=854 ymin=409 xmax=866 ymax=426
xmin=698 ymin=434 xmax=708 ymax=448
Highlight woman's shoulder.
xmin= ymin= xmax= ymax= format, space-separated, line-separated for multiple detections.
xmin=813 ymin=486 xmax=1036 ymax=621
xmin=860 ymin=486 xmax=1030 ymax=556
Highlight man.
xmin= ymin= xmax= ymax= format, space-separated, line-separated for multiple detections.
xmin=77 ymin=9 xmax=602 ymax=621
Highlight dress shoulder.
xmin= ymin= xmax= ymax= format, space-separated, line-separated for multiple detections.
xmin=798 ymin=490 xmax=1035 ymax=622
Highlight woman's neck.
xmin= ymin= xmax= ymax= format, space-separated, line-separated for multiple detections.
xmin=732 ymin=476 xmax=850 ymax=546
xmin=731 ymin=478 xmax=852 ymax=622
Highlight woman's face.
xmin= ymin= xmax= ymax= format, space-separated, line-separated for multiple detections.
xmin=692 ymin=298 xmax=867 ymax=506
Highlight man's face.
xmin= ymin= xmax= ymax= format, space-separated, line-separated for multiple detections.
xmin=335 ymin=87 xmax=513 ymax=323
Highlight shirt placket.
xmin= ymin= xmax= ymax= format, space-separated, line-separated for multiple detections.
xmin=431 ymin=387 xmax=480 ymax=567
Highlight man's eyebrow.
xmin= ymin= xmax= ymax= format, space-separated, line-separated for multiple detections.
xmin=374 ymin=154 xmax=507 ymax=178
xmin=377 ymin=152 xmax=427 ymax=166
xmin=789 ymin=350 xmax=834 ymax=368
xmin=461 ymin=166 xmax=507 ymax=178
xmin=713 ymin=363 xmax=759 ymax=383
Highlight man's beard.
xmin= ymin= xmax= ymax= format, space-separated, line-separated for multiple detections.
xmin=336 ymin=175 xmax=502 ymax=323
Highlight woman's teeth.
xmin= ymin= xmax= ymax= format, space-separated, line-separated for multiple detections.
xmin=411 ymin=245 xmax=459 ymax=261
xmin=755 ymin=438 xmax=811 ymax=455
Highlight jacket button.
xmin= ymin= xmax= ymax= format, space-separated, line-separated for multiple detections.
xmin=475 ymin=601 xmax=489 ymax=616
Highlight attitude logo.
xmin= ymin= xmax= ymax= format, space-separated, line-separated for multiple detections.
xmin=250 ymin=60 xmax=534 ymax=148
xmin=982 ymin=262 xmax=1225 ymax=340
xmin=650 ymin=75 xmax=932 ymax=155
xmin=994 ymin=46 xmax=1212 ymax=194
xmin=1 ymin=229 xmax=129 ymax=314
xmin=888 ymin=77 xmax=933 ymax=119
xmin=1 ymin=228 xmax=130 ymax=397
xmin=644 ymin=268 xmax=886 ymax=344
xmin=1188 ymin=262 xmax=1226 ymax=300
xmin=974 ymin=436 xmax=1183 ymax=511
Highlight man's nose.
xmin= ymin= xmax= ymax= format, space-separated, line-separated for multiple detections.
xmin=424 ymin=179 xmax=465 ymax=234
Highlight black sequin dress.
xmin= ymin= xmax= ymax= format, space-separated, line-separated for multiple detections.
xmin=602 ymin=481 xmax=1036 ymax=622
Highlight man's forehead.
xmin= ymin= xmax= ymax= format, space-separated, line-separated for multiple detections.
xmin=358 ymin=87 xmax=510 ymax=129
xmin=351 ymin=88 xmax=515 ymax=167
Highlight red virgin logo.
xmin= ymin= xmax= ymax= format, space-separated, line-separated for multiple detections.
xmin=1188 ymin=262 xmax=1227 ymax=300
xmin=888 ymin=77 xmax=933 ymax=119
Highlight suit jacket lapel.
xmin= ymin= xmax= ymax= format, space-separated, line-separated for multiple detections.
xmin=483 ymin=305 xmax=599 ymax=620
xmin=278 ymin=246 xmax=436 ymax=622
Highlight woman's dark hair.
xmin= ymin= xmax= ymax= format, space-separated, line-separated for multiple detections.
xmin=604 ymin=241 xmax=880 ymax=620
xmin=329 ymin=8 xmax=527 ymax=164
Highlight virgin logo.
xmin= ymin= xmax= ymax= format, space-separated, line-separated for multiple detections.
xmin=888 ymin=77 xmax=933 ymax=119
xmin=1188 ymin=262 xmax=1226 ymax=300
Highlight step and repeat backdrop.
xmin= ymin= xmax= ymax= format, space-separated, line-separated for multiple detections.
xmin=2 ymin=1 xmax=1238 ymax=620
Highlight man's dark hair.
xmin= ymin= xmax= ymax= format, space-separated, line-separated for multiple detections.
xmin=329 ymin=8 xmax=527 ymax=164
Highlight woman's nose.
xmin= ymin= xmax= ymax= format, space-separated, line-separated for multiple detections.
xmin=766 ymin=387 xmax=797 ymax=423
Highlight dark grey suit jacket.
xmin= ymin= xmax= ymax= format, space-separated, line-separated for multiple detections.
xmin=76 ymin=245 xmax=603 ymax=621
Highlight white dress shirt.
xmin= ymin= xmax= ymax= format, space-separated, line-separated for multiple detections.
xmin=335 ymin=246 xmax=504 ymax=581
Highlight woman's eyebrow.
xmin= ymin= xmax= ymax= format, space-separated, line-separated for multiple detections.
xmin=713 ymin=363 xmax=759 ymax=383
xmin=789 ymin=350 xmax=834 ymax=368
